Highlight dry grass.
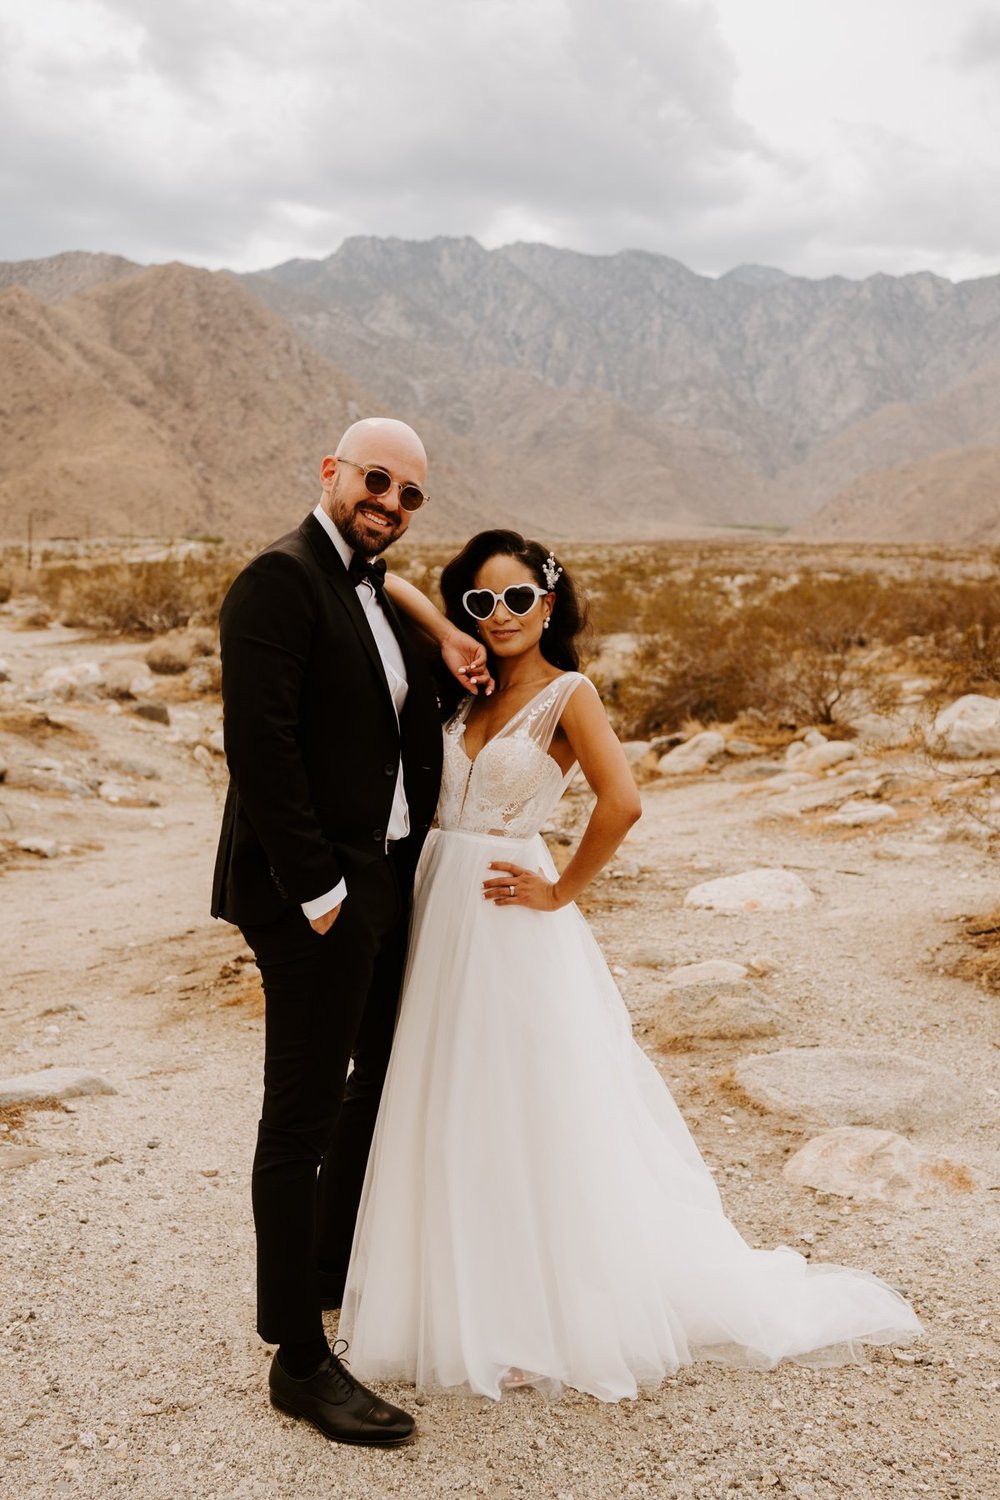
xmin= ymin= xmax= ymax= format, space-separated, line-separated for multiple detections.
xmin=0 ymin=1097 xmax=68 ymax=1143
xmin=948 ymin=907 xmax=1000 ymax=995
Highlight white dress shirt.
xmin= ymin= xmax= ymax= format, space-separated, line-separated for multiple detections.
xmin=301 ymin=505 xmax=410 ymax=920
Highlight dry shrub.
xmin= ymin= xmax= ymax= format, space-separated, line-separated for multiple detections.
xmin=146 ymin=638 xmax=194 ymax=675
xmin=610 ymin=572 xmax=900 ymax=737
xmin=37 ymin=553 xmax=242 ymax=636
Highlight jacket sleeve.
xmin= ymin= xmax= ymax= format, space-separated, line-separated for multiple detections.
xmin=219 ymin=549 xmax=343 ymax=904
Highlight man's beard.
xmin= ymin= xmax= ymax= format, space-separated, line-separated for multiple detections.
xmin=333 ymin=495 xmax=403 ymax=558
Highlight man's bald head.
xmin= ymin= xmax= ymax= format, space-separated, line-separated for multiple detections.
xmin=320 ymin=416 xmax=428 ymax=557
xmin=334 ymin=417 xmax=427 ymax=476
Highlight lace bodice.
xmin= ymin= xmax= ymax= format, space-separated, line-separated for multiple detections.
xmin=438 ymin=672 xmax=593 ymax=837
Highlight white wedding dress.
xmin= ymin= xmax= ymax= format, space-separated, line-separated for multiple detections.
xmin=339 ymin=672 xmax=921 ymax=1400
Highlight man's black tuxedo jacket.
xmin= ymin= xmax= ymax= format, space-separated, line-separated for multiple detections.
xmin=211 ymin=513 xmax=443 ymax=929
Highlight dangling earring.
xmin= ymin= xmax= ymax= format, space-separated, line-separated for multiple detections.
xmin=543 ymin=616 xmax=550 ymax=630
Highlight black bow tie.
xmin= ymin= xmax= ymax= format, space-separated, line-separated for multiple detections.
xmin=348 ymin=552 xmax=387 ymax=595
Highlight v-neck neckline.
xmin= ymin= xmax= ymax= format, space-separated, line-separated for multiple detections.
xmin=456 ymin=673 xmax=573 ymax=766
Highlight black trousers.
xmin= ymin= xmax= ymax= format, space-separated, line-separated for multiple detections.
xmin=240 ymin=847 xmax=411 ymax=1346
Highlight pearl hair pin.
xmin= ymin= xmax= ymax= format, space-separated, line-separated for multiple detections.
xmin=542 ymin=552 xmax=562 ymax=592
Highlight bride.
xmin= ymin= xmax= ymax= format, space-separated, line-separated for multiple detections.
xmin=339 ymin=528 xmax=922 ymax=1402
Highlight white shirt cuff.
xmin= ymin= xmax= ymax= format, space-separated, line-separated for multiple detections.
xmin=301 ymin=878 xmax=347 ymax=921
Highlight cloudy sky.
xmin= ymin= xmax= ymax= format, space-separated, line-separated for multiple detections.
xmin=1 ymin=0 xmax=998 ymax=281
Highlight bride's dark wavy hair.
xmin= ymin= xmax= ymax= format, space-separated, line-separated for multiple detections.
xmin=437 ymin=529 xmax=590 ymax=716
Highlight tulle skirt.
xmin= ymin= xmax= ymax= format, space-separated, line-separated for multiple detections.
xmin=339 ymin=828 xmax=922 ymax=1401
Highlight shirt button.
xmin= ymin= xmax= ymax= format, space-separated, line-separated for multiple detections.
xmin=372 ymin=828 xmax=384 ymax=842
xmin=384 ymin=763 xmax=396 ymax=776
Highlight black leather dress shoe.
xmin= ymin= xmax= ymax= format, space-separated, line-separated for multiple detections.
xmin=269 ymin=1348 xmax=415 ymax=1447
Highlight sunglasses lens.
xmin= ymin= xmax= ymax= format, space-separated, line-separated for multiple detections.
xmin=363 ymin=468 xmax=392 ymax=496
xmin=464 ymin=590 xmax=496 ymax=620
xmin=503 ymin=586 xmax=539 ymax=615
xmin=398 ymin=485 xmax=425 ymax=511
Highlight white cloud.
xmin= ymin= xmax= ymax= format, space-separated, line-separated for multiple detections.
xmin=0 ymin=0 xmax=997 ymax=280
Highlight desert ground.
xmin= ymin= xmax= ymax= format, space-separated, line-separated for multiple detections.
xmin=1 ymin=559 xmax=999 ymax=1500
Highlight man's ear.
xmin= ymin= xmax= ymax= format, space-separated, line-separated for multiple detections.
xmin=320 ymin=455 xmax=337 ymax=484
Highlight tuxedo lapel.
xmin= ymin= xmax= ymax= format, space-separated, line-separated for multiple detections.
xmin=299 ymin=514 xmax=396 ymax=711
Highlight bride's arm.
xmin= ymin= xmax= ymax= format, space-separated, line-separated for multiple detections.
xmin=485 ymin=680 xmax=642 ymax=910
xmin=384 ymin=572 xmax=494 ymax=696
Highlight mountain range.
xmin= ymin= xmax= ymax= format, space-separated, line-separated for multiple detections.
xmin=2 ymin=238 xmax=999 ymax=543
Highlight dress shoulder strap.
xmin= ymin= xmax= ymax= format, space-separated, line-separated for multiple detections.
xmin=519 ymin=672 xmax=597 ymax=755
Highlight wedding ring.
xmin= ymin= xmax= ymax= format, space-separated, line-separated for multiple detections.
xmin=509 ymin=884 xmax=515 ymax=898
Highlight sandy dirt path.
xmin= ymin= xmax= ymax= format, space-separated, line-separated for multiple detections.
xmin=1 ymin=617 xmax=999 ymax=1500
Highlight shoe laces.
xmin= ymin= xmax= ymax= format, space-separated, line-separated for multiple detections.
xmin=325 ymin=1338 xmax=357 ymax=1402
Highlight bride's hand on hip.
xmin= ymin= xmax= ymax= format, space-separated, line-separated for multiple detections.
xmin=483 ymin=861 xmax=561 ymax=910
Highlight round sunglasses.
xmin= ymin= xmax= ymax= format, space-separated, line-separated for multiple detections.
xmin=338 ymin=458 xmax=428 ymax=512
xmin=462 ymin=584 xmax=549 ymax=621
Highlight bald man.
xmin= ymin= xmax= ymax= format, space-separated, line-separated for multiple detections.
xmin=212 ymin=419 xmax=481 ymax=1445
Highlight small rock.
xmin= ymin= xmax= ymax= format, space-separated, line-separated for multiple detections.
xmin=665 ymin=960 xmax=750 ymax=986
xmin=621 ymin=740 xmax=654 ymax=766
xmin=763 ymin=771 xmax=814 ymax=791
xmin=631 ymin=946 xmax=670 ymax=969
xmin=784 ymin=1127 xmax=976 ymax=1205
xmin=745 ymin=953 xmax=780 ymax=976
xmin=657 ymin=730 xmax=726 ymax=775
xmin=206 ymin=729 xmax=225 ymax=756
xmin=192 ymin=745 xmax=214 ymax=770
xmin=39 ymin=662 xmax=103 ymax=699
xmin=723 ymin=738 xmax=760 ymax=758
xmin=824 ymin=801 xmax=898 ymax=827
xmin=5 ymin=767 xmax=95 ymax=798
xmin=0 ymin=1067 xmax=116 ymax=1107
xmin=649 ymin=733 xmax=685 ymax=757
xmin=684 ymin=868 xmax=813 ymax=913
xmin=98 ymin=780 xmax=159 ymax=807
xmin=131 ymin=700 xmax=170 ymax=725
xmin=16 ymin=837 xmax=59 ymax=858
xmin=933 ymin=694 xmax=1000 ymax=758
xmin=798 ymin=740 xmax=858 ymax=773
xmin=733 ymin=1048 xmax=964 ymax=1130
xmin=187 ymin=659 xmax=221 ymax=695
xmin=100 ymin=659 xmax=157 ymax=700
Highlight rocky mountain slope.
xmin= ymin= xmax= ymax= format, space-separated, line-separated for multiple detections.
xmin=3 ymin=239 xmax=1000 ymax=542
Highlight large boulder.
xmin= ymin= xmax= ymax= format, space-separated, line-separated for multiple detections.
xmin=733 ymin=1048 xmax=962 ymax=1131
xmin=684 ymin=868 xmax=813 ymax=913
xmin=933 ymin=695 xmax=1000 ymax=758
xmin=657 ymin=731 xmax=726 ymax=775
xmin=783 ymin=1127 xmax=976 ymax=1205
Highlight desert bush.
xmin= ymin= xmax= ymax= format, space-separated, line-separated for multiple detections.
xmin=37 ymin=554 xmax=243 ymax=635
